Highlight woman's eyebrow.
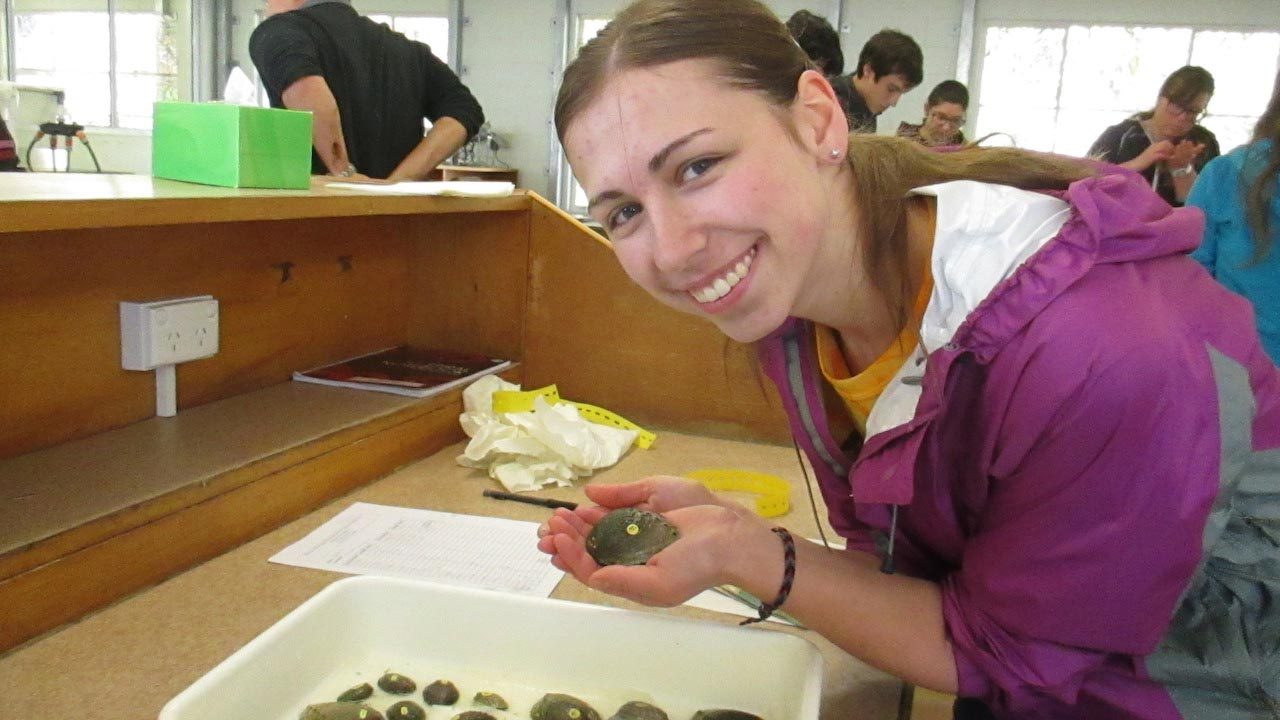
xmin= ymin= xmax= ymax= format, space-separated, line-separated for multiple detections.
xmin=587 ymin=127 xmax=715 ymax=213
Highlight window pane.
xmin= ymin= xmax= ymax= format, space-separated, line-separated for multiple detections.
xmin=1059 ymin=26 xmax=1192 ymax=114
xmin=1056 ymin=108 xmax=1130 ymax=157
xmin=368 ymin=15 xmax=451 ymax=64
xmin=580 ymin=17 xmax=609 ymax=46
xmin=979 ymin=27 xmax=1066 ymax=110
xmin=0 ymin=11 xmax=9 ymax=80
xmin=1191 ymin=31 xmax=1280 ymax=118
xmin=974 ymin=106 xmax=1057 ymax=152
xmin=116 ymin=12 xmax=177 ymax=74
xmin=14 ymin=6 xmax=110 ymax=126
xmin=394 ymin=17 xmax=450 ymax=63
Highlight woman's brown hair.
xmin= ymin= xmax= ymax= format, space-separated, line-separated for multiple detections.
xmin=1245 ymin=68 xmax=1280 ymax=263
xmin=555 ymin=0 xmax=1092 ymax=334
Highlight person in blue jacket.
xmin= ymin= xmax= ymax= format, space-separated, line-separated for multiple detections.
xmin=1188 ymin=68 xmax=1280 ymax=364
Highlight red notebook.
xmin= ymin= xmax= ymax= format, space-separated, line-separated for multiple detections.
xmin=292 ymin=346 xmax=512 ymax=398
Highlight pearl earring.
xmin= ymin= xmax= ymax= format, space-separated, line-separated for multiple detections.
xmin=829 ymin=148 xmax=843 ymax=160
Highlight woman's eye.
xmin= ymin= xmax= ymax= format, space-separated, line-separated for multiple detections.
xmin=608 ymin=203 xmax=642 ymax=230
xmin=679 ymin=157 xmax=718 ymax=183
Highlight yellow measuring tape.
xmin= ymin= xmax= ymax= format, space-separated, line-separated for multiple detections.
xmin=490 ymin=384 xmax=656 ymax=449
xmin=685 ymin=468 xmax=791 ymax=517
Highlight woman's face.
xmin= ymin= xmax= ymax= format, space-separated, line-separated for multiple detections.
xmin=1153 ymin=92 xmax=1210 ymax=138
xmin=563 ymin=60 xmax=847 ymax=343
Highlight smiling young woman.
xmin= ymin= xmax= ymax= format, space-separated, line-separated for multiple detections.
xmin=538 ymin=1 xmax=1280 ymax=718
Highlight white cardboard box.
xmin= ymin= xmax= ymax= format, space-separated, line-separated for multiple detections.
xmin=159 ymin=576 xmax=823 ymax=720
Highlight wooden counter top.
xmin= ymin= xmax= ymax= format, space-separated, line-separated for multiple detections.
xmin=0 ymin=173 xmax=531 ymax=234
xmin=0 ymin=434 xmax=902 ymax=720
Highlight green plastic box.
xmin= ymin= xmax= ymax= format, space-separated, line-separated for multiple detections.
xmin=151 ymin=102 xmax=313 ymax=189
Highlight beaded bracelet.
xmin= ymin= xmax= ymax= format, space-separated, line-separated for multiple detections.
xmin=741 ymin=527 xmax=796 ymax=626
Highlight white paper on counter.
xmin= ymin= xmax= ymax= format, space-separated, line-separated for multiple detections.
xmin=269 ymin=502 xmax=563 ymax=597
xmin=326 ymin=180 xmax=514 ymax=197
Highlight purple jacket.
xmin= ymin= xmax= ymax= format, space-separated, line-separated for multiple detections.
xmin=758 ymin=171 xmax=1280 ymax=718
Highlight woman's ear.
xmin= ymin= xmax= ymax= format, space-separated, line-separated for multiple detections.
xmin=792 ymin=69 xmax=848 ymax=159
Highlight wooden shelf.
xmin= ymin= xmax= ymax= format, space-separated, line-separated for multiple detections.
xmin=0 ymin=374 xmax=517 ymax=652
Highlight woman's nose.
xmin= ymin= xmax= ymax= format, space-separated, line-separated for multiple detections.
xmin=649 ymin=204 xmax=707 ymax=274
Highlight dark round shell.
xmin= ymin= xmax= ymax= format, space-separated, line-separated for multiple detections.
xmin=423 ymin=679 xmax=461 ymax=706
xmin=386 ymin=702 xmax=427 ymax=720
xmin=378 ymin=672 xmax=417 ymax=695
xmin=586 ymin=508 xmax=679 ymax=566
xmin=453 ymin=712 xmax=497 ymax=720
xmin=690 ymin=710 xmax=764 ymax=720
xmin=301 ymin=702 xmax=385 ymax=720
xmin=530 ymin=693 xmax=602 ymax=720
xmin=608 ymin=700 xmax=668 ymax=720
xmin=473 ymin=691 xmax=509 ymax=710
xmin=337 ymin=683 xmax=375 ymax=702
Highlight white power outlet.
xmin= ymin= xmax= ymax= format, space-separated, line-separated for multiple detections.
xmin=120 ymin=295 xmax=219 ymax=371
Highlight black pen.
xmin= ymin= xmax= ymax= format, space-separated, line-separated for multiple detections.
xmin=483 ymin=489 xmax=579 ymax=510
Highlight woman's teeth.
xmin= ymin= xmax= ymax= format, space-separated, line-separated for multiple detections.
xmin=691 ymin=250 xmax=754 ymax=304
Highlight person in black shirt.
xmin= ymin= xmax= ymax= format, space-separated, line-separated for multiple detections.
xmin=1088 ymin=66 xmax=1219 ymax=207
xmin=251 ymin=0 xmax=485 ymax=181
xmin=829 ymin=29 xmax=922 ymax=134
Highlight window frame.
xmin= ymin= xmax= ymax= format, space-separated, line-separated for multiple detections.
xmin=4 ymin=0 xmax=201 ymax=131
xmin=970 ymin=19 xmax=1280 ymax=155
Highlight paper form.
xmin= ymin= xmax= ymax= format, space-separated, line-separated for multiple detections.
xmin=269 ymin=502 xmax=563 ymax=598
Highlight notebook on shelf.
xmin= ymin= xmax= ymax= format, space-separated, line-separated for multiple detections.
xmin=293 ymin=346 xmax=512 ymax=399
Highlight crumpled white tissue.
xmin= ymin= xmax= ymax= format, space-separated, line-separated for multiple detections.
xmin=457 ymin=375 xmax=637 ymax=491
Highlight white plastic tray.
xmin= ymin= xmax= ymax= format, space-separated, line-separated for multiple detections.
xmin=158 ymin=576 xmax=822 ymax=720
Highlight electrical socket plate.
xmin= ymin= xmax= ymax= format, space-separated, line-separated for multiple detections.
xmin=121 ymin=296 xmax=219 ymax=370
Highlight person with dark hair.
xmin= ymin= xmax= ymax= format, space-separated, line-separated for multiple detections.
xmin=828 ymin=29 xmax=923 ymax=134
xmin=1188 ymin=68 xmax=1280 ymax=363
xmin=250 ymin=0 xmax=485 ymax=181
xmin=541 ymin=0 xmax=1280 ymax=718
xmin=785 ymin=10 xmax=843 ymax=76
xmin=897 ymin=80 xmax=969 ymax=147
xmin=1088 ymin=65 xmax=1220 ymax=206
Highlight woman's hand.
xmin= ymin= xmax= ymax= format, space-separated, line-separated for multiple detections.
xmin=1125 ymin=139 xmax=1174 ymax=171
xmin=1166 ymin=139 xmax=1206 ymax=171
xmin=541 ymin=502 xmax=766 ymax=607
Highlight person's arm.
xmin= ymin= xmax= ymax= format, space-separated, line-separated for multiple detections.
xmin=281 ymin=75 xmax=352 ymax=176
xmin=1120 ymin=139 xmax=1174 ymax=172
xmin=387 ymin=116 xmax=470 ymax=182
xmin=543 ymin=481 xmax=958 ymax=693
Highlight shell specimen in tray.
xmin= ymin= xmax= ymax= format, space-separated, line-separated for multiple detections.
xmin=453 ymin=711 xmax=498 ymax=720
xmin=337 ymin=683 xmax=375 ymax=702
xmin=608 ymin=701 xmax=669 ymax=720
xmin=387 ymin=701 xmax=427 ymax=720
xmin=423 ymin=679 xmax=462 ymax=705
xmin=691 ymin=710 xmax=764 ymax=720
xmin=378 ymin=672 xmax=417 ymax=695
xmin=301 ymin=702 xmax=385 ymax=720
xmin=530 ymin=693 xmax=603 ymax=720
xmin=585 ymin=508 xmax=680 ymax=566
xmin=473 ymin=691 xmax=510 ymax=710
xmin=386 ymin=702 xmax=427 ymax=717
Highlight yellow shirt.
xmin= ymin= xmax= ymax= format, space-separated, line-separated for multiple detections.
xmin=816 ymin=274 xmax=934 ymax=434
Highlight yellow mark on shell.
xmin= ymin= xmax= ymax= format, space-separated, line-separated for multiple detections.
xmin=359 ymin=711 xmax=369 ymax=719
xmin=570 ymin=710 xmax=582 ymax=719
xmin=400 ymin=708 xmax=409 ymax=716
xmin=626 ymin=523 xmax=640 ymax=535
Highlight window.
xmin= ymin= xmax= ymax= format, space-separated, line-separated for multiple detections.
xmin=367 ymin=14 xmax=452 ymax=66
xmin=558 ymin=15 xmax=610 ymax=215
xmin=975 ymin=24 xmax=1280 ymax=157
xmin=11 ymin=0 xmax=191 ymax=130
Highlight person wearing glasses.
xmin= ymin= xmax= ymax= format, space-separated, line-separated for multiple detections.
xmin=897 ymin=80 xmax=969 ymax=147
xmin=1088 ymin=65 xmax=1220 ymax=207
